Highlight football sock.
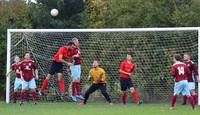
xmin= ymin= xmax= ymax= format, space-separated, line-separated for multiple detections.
xmin=40 ymin=79 xmax=49 ymax=93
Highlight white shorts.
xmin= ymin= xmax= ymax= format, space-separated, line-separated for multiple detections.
xmin=70 ymin=65 xmax=81 ymax=80
xmin=174 ymin=80 xmax=190 ymax=96
xmin=14 ymin=78 xmax=22 ymax=90
xmin=22 ymin=78 xmax=36 ymax=90
xmin=188 ymin=82 xmax=195 ymax=90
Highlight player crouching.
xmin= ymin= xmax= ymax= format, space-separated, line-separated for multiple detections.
xmin=19 ymin=52 xmax=39 ymax=105
xmin=80 ymin=60 xmax=112 ymax=105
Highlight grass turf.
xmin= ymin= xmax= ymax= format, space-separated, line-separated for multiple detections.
xmin=0 ymin=101 xmax=200 ymax=115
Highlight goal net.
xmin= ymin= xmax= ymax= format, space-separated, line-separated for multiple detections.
xmin=6 ymin=28 xmax=200 ymax=104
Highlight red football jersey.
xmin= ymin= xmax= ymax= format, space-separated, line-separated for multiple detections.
xmin=20 ymin=60 xmax=38 ymax=82
xmin=184 ymin=60 xmax=198 ymax=82
xmin=71 ymin=47 xmax=81 ymax=65
xmin=11 ymin=63 xmax=21 ymax=78
xmin=119 ymin=60 xmax=135 ymax=79
xmin=171 ymin=61 xmax=190 ymax=82
xmin=53 ymin=46 xmax=72 ymax=62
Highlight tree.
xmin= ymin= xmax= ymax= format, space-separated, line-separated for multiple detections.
xmin=84 ymin=0 xmax=200 ymax=28
xmin=28 ymin=0 xmax=85 ymax=28
xmin=0 ymin=0 xmax=32 ymax=99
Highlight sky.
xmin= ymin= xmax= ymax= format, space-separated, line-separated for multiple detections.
xmin=27 ymin=0 xmax=37 ymax=4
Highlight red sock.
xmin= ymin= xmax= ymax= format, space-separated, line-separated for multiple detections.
xmin=40 ymin=79 xmax=49 ymax=93
xmin=195 ymin=95 xmax=198 ymax=105
xmin=188 ymin=96 xmax=195 ymax=109
xmin=25 ymin=90 xmax=30 ymax=101
xmin=32 ymin=91 xmax=37 ymax=101
xmin=58 ymin=80 xmax=65 ymax=94
xmin=182 ymin=95 xmax=187 ymax=104
xmin=72 ymin=82 xmax=76 ymax=96
xmin=20 ymin=92 xmax=25 ymax=102
xmin=131 ymin=91 xmax=139 ymax=103
xmin=76 ymin=82 xmax=81 ymax=96
xmin=13 ymin=92 xmax=18 ymax=101
xmin=192 ymin=95 xmax=197 ymax=105
xmin=121 ymin=93 xmax=126 ymax=104
xmin=171 ymin=96 xmax=177 ymax=107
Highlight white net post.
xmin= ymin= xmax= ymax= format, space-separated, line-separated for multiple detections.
xmin=6 ymin=30 xmax=11 ymax=103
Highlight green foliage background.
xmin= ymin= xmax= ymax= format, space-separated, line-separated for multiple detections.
xmin=0 ymin=0 xmax=200 ymax=100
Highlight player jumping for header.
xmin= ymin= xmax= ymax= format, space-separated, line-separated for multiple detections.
xmin=39 ymin=42 xmax=75 ymax=97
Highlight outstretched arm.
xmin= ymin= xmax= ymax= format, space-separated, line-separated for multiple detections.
xmin=20 ymin=71 xmax=24 ymax=81
xmin=35 ymin=69 xmax=39 ymax=80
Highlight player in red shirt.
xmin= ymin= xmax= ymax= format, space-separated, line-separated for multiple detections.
xmin=119 ymin=54 xmax=142 ymax=105
xmin=170 ymin=54 xmax=195 ymax=110
xmin=70 ymin=37 xmax=84 ymax=102
xmin=39 ymin=42 xmax=75 ymax=96
xmin=19 ymin=52 xmax=39 ymax=105
xmin=182 ymin=53 xmax=200 ymax=105
xmin=9 ymin=55 xmax=22 ymax=103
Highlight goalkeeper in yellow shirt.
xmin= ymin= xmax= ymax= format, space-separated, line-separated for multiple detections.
xmin=80 ymin=60 xmax=112 ymax=105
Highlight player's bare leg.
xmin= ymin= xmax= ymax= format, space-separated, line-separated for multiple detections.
xmin=39 ymin=74 xmax=51 ymax=95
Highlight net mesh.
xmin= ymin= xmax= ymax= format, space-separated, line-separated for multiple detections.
xmin=8 ymin=29 xmax=198 ymax=103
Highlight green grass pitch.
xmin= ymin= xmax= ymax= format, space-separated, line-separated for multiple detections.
xmin=0 ymin=102 xmax=200 ymax=115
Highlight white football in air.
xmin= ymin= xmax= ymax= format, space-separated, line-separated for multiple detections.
xmin=50 ymin=9 xmax=59 ymax=17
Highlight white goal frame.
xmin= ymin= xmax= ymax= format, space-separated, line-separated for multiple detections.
xmin=6 ymin=27 xmax=200 ymax=105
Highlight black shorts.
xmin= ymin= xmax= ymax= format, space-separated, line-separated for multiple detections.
xmin=49 ymin=61 xmax=63 ymax=75
xmin=120 ymin=78 xmax=134 ymax=91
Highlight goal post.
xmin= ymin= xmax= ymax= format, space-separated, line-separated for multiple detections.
xmin=6 ymin=30 xmax=11 ymax=104
xmin=6 ymin=28 xmax=200 ymax=105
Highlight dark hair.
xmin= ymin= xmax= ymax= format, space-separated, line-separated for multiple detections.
xmin=174 ymin=54 xmax=181 ymax=61
xmin=127 ymin=53 xmax=132 ymax=57
xmin=67 ymin=41 xmax=75 ymax=46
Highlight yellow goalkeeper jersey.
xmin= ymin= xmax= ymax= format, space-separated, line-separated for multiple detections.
xmin=89 ymin=67 xmax=107 ymax=84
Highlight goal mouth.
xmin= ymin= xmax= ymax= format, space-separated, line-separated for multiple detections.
xmin=6 ymin=28 xmax=200 ymax=104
